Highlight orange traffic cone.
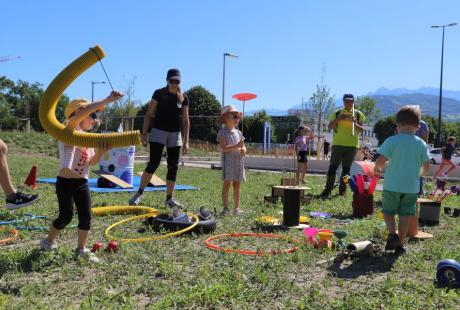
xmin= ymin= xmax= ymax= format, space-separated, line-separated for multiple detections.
xmin=24 ymin=165 xmax=37 ymax=190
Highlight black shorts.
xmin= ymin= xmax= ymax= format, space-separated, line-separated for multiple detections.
xmin=298 ymin=151 xmax=308 ymax=163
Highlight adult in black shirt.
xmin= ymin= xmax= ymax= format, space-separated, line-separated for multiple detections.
xmin=434 ymin=136 xmax=458 ymax=179
xmin=129 ymin=69 xmax=190 ymax=207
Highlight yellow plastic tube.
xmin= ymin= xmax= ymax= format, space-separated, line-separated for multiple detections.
xmin=92 ymin=206 xmax=157 ymax=217
xmin=105 ymin=213 xmax=199 ymax=243
xmin=39 ymin=45 xmax=141 ymax=148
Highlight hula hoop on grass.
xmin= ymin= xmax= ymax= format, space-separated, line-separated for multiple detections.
xmin=105 ymin=213 xmax=199 ymax=243
xmin=0 ymin=214 xmax=46 ymax=226
xmin=92 ymin=206 xmax=157 ymax=216
xmin=0 ymin=227 xmax=19 ymax=245
xmin=204 ymin=233 xmax=301 ymax=256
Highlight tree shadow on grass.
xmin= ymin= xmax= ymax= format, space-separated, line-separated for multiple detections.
xmin=328 ymin=251 xmax=401 ymax=279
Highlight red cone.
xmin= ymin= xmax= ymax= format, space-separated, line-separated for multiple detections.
xmin=24 ymin=165 xmax=37 ymax=190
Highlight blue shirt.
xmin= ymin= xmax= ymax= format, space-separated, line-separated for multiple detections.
xmin=378 ymin=133 xmax=431 ymax=193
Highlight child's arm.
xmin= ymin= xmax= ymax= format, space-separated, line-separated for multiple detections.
xmin=68 ymin=91 xmax=123 ymax=130
xmin=219 ymin=138 xmax=244 ymax=153
xmin=373 ymin=155 xmax=387 ymax=176
xmin=89 ymin=142 xmax=111 ymax=166
xmin=420 ymin=161 xmax=430 ymax=176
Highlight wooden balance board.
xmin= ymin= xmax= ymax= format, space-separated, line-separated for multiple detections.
xmin=272 ymin=185 xmax=311 ymax=198
xmin=93 ymin=170 xmax=133 ymax=189
xmin=137 ymin=172 xmax=167 ymax=187
xmin=395 ymin=230 xmax=433 ymax=240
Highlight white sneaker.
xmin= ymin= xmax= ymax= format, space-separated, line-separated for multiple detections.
xmin=440 ymin=173 xmax=448 ymax=178
xmin=233 ymin=208 xmax=244 ymax=215
xmin=39 ymin=238 xmax=57 ymax=252
xmin=76 ymin=248 xmax=100 ymax=264
xmin=165 ymin=198 xmax=183 ymax=208
xmin=129 ymin=192 xmax=143 ymax=206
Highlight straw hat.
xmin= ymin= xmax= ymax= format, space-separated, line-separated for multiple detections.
xmin=220 ymin=105 xmax=243 ymax=123
xmin=64 ymin=99 xmax=91 ymax=119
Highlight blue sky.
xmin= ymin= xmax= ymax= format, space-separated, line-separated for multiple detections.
xmin=2 ymin=0 xmax=460 ymax=112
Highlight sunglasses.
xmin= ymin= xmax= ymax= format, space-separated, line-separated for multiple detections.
xmin=168 ymin=79 xmax=180 ymax=85
xmin=89 ymin=112 xmax=98 ymax=120
xmin=227 ymin=114 xmax=240 ymax=119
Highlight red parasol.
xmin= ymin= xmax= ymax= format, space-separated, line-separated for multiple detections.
xmin=232 ymin=93 xmax=257 ymax=134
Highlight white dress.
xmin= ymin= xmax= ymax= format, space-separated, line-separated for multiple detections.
xmin=217 ymin=127 xmax=246 ymax=181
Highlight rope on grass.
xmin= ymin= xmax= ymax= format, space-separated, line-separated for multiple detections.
xmin=0 ymin=227 xmax=19 ymax=245
xmin=204 ymin=233 xmax=301 ymax=256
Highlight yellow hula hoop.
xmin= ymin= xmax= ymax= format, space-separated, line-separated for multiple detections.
xmin=105 ymin=213 xmax=199 ymax=243
xmin=92 ymin=206 xmax=157 ymax=217
xmin=39 ymin=45 xmax=141 ymax=148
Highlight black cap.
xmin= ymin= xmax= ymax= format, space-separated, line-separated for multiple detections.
xmin=343 ymin=94 xmax=354 ymax=101
xmin=166 ymin=68 xmax=181 ymax=81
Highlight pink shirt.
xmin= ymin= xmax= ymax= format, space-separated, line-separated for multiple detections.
xmin=59 ymin=142 xmax=95 ymax=179
xmin=295 ymin=136 xmax=309 ymax=152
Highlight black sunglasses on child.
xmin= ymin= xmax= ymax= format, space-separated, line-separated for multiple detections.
xmin=227 ymin=114 xmax=240 ymax=119
xmin=168 ymin=79 xmax=180 ymax=85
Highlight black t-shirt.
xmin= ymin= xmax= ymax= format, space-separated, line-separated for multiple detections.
xmin=443 ymin=143 xmax=455 ymax=160
xmin=151 ymin=87 xmax=189 ymax=132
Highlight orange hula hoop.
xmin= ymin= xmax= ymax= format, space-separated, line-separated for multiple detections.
xmin=204 ymin=233 xmax=300 ymax=256
xmin=0 ymin=227 xmax=19 ymax=245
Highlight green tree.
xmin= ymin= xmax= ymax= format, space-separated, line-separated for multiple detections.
xmin=242 ymin=110 xmax=276 ymax=143
xmin=104 ymin=77 xmax=140 ymax=131
xmin=185 ymin=86 xmax=221 ymax=142
xmin=373 ymin=116 xmax=396 ymax=146
xmin=355 ymin=95 xmax=380 ymax=124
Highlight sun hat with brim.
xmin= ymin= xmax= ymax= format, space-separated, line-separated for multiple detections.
xmin=220 ymin=105 xmax=243 ymax=122
xmin=64 ymin=99 xmax=91 ymax=119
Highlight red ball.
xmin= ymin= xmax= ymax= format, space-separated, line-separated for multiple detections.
xmin=91 ymin=241 xmax=104 ymax=252
xmin=107 ymin=240 xmax=119 ymax=253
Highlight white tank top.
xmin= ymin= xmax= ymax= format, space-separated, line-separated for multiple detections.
xmin=59 ymin=142 xmax=95 ymax=179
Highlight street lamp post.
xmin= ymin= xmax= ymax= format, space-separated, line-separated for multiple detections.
xmin=91 ymin=81 xmax=106 ymax=102
xmin=431 ymin=22 xmax=457 ymax=147
xmin=222 ymin=52 xmax=238 ymax=107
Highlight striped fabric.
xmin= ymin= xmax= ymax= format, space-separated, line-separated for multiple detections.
xmin=59 ymin=142 xmax=95 ymax=179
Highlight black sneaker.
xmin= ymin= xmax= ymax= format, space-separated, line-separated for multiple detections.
xmin=385 ymin=234 xmax=401 ymax=251
xmin=394 ymin=246 xmax=406 ymax=255
xmin=5 ymin=192 xmax=40 ymax=210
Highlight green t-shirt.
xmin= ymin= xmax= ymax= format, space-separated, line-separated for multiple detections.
xmin=328 ymin=108 xmax=366 ymax=148
xmin=378 ymin=133 xmax=431 ymax=194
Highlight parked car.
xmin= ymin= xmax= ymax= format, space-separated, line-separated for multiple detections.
xmin=429 ymin=148 xmax=460 ymax=165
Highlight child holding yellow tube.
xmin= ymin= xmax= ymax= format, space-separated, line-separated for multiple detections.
xmin=40 ymin=90 xmax=123 ymax=263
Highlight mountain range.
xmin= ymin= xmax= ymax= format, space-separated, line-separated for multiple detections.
xmin=247 ymin=87 xmax=460 ymax=121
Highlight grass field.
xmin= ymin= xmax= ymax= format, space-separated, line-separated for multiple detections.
xmin=0 ymin=132 xmax=459 ymax=309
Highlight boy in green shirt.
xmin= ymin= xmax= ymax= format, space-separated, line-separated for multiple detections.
xmin=374 ymin=105 xmax=430 ymax=253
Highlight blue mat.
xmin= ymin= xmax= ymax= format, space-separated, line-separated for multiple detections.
xmin=37 ymin=176 xmax=198 ymax=193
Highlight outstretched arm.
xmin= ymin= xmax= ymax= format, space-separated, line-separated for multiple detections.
xmin=68 ymin=91 xmax=123 ymax=130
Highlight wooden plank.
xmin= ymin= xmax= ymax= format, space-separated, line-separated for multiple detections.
xmin=94 ymin=171 xmax=133 ymax=189
xmin=281 ymin=178 xmax=297 ymax=186
xmin=137 ymin=172 xmax=166 ymax=187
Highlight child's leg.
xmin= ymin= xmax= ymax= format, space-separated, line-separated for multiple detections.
xmin=301 ymin=162 xmax=308 ymax=182
xmin=222 ymin=180 xmax=231 ymax=209
xmin=232 ymin=181 xmax=241 ymax=209
xmin=434 ymin=161 xmax=447 ymax=178
xmin=382 ymin=190 xmax=397 ymax=234
xmin=445 ymin=160 xmax=457 ymax=175
xmin=383 ymin=214 xmax=397 ymax=234
xmin=74 ymin=182 xmax=92 ymax=249
xmin=0 ymin=140 xmax=15 ymax=196
xmin=398 ymin=193 xmax=418 ymax=246
xmin=49 ymin=178 xmax=75 ymax=243
xmin=398 ymin=216 xmax=411 ymax=246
